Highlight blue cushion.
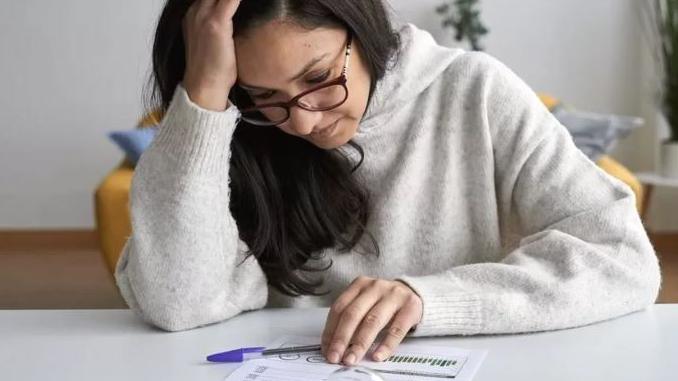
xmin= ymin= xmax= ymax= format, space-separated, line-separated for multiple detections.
xmin=108 ymin=127 xmax=158 ymax=165
xmin=552 ymin=107 xmax=643 ymax=161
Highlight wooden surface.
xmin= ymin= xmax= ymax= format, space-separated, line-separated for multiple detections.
xmin=0 ymin=230 xmax=98 ymax=251
xmin=0 ymin=230 xmax=676 ymax=309
xmin=0 ymin=230 xmax=126 ymax=309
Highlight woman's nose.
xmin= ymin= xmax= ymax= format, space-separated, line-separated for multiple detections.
xmin=287 ymin=106 xmax=322 ymax=136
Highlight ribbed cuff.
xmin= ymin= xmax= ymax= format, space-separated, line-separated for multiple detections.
xmin=398 ymin=275 xmax=484 ymax=337
xmin=151 ymin=84 xmax=241 ymax=176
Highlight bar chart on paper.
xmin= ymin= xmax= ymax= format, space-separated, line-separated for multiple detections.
xmin=371 ymin=352 xmax=466 ymax=378
xmin=223 ymin=336 xmax=486 ymax=381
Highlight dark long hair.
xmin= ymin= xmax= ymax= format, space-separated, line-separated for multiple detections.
xmin=145 ymin=0 xmax=400 ymax=296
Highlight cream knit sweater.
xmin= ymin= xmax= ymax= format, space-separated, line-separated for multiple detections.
xmin=115 ymin=24 xmax=661 ymax=334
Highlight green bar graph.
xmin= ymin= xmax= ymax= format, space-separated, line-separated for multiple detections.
xmin=385 ymin=354 xmax=457 ymax=368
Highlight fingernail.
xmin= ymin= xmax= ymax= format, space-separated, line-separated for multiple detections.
xmin=373 ymin=351 xmax=386 ymax=362
xmin=328 ymin=351 xmax=340 ymax=363
xmin=344 ymin=352 xmax=356 ymax=365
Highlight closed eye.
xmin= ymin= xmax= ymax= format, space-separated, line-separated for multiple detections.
xmin=308 ymin=70 xmax=331 ymax=84
xmin=251 ymin=90 xmax=275 ymax=100
xmin=247 ymin=70 xmax=332 ymax=100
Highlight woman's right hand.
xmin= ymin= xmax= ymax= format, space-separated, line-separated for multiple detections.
xmin=182 ymin=0 xmax=241 ymax=111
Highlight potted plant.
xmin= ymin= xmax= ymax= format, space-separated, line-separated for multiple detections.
xmin=647 ymin=0 xmax=678 ymax=178
xmin=436 ymin=0 xmax=489 ymax=51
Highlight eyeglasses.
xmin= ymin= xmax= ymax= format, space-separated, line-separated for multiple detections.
xmin=237 ymin=35 xmax=353 ymax=126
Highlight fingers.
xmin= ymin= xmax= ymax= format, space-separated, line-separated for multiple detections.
xmin=329 ymin=287 xmax=385 ymax=364
xmin=322 ymin=277 xmax=423 ymax=366
xmin=183 ymin=1 xmax=198 ymax=37
xmin=183 ymin=0 xmax=213 ymax=41
xmin=194 ymin=0 xmax=216 ymax=20
xmin=215 ymin=0 xmax=242 ymax=20
xmin=187 ymin=0 xmax=232 ymax=25
xmin=323 ymin=278 xmax=377 ymax=363
xmin=342 ymin=294 xmax=403 ymax=365
xmin=181 ymin=0 xmax=239 ymax=109
xmin=372 ymin=294 xmax=422 ymax=362
xmin=321 ymin=277 xmax=368 ymax=350
xmin=321 ymin=277 xmax=368 ymax=355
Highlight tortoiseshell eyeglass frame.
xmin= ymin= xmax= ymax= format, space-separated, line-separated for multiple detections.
xmin=238 ymin=34 xmax=353 ymax=126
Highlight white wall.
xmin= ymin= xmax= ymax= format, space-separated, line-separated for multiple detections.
xmin=1 ymin=0 xmax=675 ymax=230
xmin=0 ymin=0 xmax=164 ymax=228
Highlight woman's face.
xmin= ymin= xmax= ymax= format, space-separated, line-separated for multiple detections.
xmin=234 ymin=21 xmax=371 ymax=150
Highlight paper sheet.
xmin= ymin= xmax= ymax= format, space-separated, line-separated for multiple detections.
xmin=224 ymin=335 xmax=486 ymax=380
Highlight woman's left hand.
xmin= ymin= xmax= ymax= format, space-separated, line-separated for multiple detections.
xmin=321 ymin=276 xmax=423 ymax=365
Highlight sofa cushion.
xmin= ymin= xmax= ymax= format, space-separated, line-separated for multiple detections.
xmin=537 ymin=94 xmax=643 ymax=161
xmin=552 ymin=106 xmax=643 ymax=161
xmin=108 ymin=127 xmax=158 ymax=165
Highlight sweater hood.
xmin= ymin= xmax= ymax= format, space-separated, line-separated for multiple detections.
xmin=358 ymin=23 xmax=465 ymax=132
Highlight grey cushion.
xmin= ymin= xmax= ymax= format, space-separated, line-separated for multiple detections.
xmin=552 ymin=106 xmax=644 ymax=161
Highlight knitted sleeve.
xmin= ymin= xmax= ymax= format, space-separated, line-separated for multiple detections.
xmin=399 ymin=52 xmax=660 ymax=336
xmin=115 ymin=85 xmax=268 ymax=331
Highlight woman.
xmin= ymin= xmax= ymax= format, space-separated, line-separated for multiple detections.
xmin=115 ymin=0 xmax=661 ymax=366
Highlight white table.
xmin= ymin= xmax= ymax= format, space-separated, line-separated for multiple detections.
xmin=1 ymin=306 xmax=677 ymax=381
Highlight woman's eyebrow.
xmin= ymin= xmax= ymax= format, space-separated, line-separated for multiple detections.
xmin=289 ymin=53 xmax=330 ymax=82
xmin=238 ymin=52 xmax=330 ymax=91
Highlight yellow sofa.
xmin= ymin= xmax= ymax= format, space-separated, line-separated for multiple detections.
xmin=94 ymin=100 xmax=645 ymax=275
xmin=95 ymin=111 xmax=161 ymax=274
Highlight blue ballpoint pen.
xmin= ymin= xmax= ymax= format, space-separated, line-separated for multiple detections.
xmin=206 ymin=344 xmax=323 ymax=363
